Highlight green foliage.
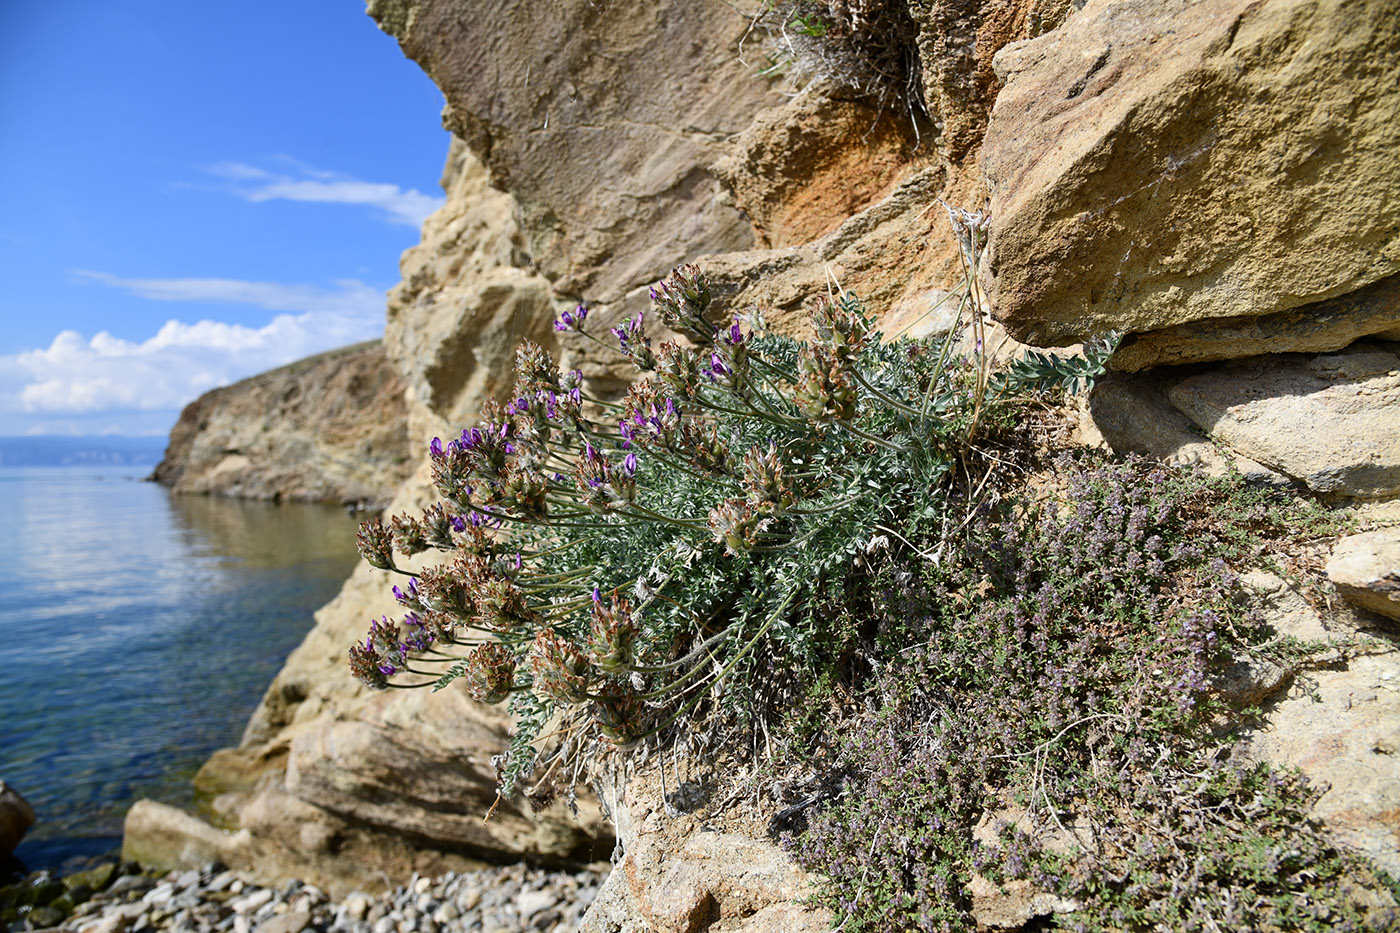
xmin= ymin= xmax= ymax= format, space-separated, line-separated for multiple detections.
xmin=348 ymin=228 xmax=1112 ymax=797
xmin=993 ymin=331 xmax=1122 ymax=395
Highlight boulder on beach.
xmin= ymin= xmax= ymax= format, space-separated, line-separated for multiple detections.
xmin=0 ymin=781 xmax=36 ymax=857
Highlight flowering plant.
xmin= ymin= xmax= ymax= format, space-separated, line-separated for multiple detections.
xmin=349 ymin=210 xmax=1114 ymax=797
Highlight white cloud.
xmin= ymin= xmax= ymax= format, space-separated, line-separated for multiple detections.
xmin=206 ymin=159 xmax=443 ymax=227
xmin=73 ymin=270 xmax=383 ymax=314
xmin=1 ymin=277 xmax=384 ymax=418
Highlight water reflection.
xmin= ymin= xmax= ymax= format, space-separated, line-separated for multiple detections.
xmin=0 ymin=468 xmax=361 ymax=872
xmin=168 ymin=493 xmax=362 ymax=568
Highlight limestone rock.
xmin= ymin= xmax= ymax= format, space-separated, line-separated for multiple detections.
xmin=151 ymin=342 xmax=412 ymax=507
xmin=1247 ymin=652 xmax=1400 ymax=878
xmin=909 ymin=0 xmax=1079 ymax=162
xmin=190 ymin=145 xmax=613 ymax=896
xmin=1240 ymin=570 xmax=1333 ymax=643
xmin=121 ymin=800 xmax=251 ymax=874
xmin=383 ymin=139 xmax=560 ymax=447
xmin=190 ymin=464 xmax=611 ymax=897
xmin=981 ymin=0 xmax=1400 ymax=361
xmin=967 ymin=874 xmax=1078 ymax=931
xmin=712 ymin=90 xmax=924 ymax=250
xmin=1167 ymin=346 xmax=1400 ymax=498
xmin=1210 ymin=654 xmax=1290 ymax=706
xmin=1086 ymin=372 xmax=1289 ymax=484
xmin=1328 ymin=529 xmax=1400 ymax=622
xmin=1112 ymin=273 xmax=1400 ymax=371
xmin=0 ymin=781 xmax=35 ymax=857
xmin=580 ymin=773 xmax=829 ymax=933
xmin=367 ymin=0 xmax=781 ymax=302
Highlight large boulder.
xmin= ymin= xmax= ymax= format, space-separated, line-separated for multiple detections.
xmin=981 ymin=0 xmax=1400 ymax=364
xmin=122 ymin=800 xmax=250 ymax=875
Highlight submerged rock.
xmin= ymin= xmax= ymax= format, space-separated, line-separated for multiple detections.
xmin=0 ymin=781 xmax=36 ymax=858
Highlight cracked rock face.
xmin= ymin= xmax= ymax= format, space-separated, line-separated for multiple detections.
xmin=366 ymin=0 xmax=783 ymax=304
xmin=982 ymin=0 xmax=1400 ymax=362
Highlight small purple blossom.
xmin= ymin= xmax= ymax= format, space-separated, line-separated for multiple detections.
xmin=554 ymin=303 xmax=589 ymax=332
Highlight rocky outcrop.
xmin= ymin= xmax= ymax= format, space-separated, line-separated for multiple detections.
xmin=365 ymin=0 xmax=782 ymax=303
xmin=179 ymin=149 xmax=611 ymax=900
xmin=383 ymin=139 xmax=558 ymax=445
xmin=152 ymin=342 xmax=412 ymax=507
xmin=160 ymin=0 xmax=1400 ymax=921
xmin=981 ymin=0 xmax=1400 ymax=364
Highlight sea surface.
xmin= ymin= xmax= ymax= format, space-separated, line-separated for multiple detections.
xmin=0 ymin=466 xmax=362 ymax=873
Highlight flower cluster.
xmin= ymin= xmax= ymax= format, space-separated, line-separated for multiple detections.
xmin=348 ymin=213 xmax=1116 ymax=798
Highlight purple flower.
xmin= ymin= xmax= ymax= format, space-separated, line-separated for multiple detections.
xmin=611 ymin=312 xmax=644 ymax=351
xmin=554 ymin=303 xmax=589 ymax=332
xmin=623 ymin=452 xmax=638 ymax=476
xmin=450 ymin=515 xmax=467 ymax=532
xmin=430 ymin=437 xmax=443 ymax=457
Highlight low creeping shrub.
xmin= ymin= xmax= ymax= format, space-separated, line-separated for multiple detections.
xmin=347 ymin=206 xmax=1115 ymax=799
xmin=791 ymin=456 xmax=1396 ymax=932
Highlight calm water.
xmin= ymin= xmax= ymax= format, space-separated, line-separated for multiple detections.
xmin=0 ymin=467 xmax=361 ymax=873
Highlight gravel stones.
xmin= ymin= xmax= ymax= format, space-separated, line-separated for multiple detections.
xmin=7 ymin=861 xmax=608 ymax=933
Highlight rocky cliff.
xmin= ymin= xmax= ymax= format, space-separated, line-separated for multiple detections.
xmin=127 ymin=0 xmax=1400 ymax=926
xmin=151 ymin=341 xmax=413 ymax=507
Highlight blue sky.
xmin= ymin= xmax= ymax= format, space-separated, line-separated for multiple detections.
xmin=0 ymin=1 xmax=451 ymax=436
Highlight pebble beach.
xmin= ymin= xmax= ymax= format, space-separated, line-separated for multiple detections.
xmin=4 ymin=861 xmax=608 ymax=933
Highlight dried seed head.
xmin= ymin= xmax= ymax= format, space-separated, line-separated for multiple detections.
xmin=650 ymin=264 xmax=715 ymax=343
xmin=590 ymin=681 xmax=645 ymax=744
xmin=589 ymin=590 xmax=639 ymax=674
xmin=795 ymin=345 xmax=857 ymax=422
xmin=708 ymin=498 xmax=768 ymax=554
xmin=356 ymin=516 xmax=397 ymax=571
xmin=656 ymin=341 xmax=703 ymax=397
xmin=389 ymin=513 xmax=428 ymax=557
xmin=742 ymin=442 xmax=794 ymax=511
xmin=531 ymin=628 xmax=594 ymax=705
xmin=810 ymin=295 xmax=871 ymax=358
xmin=464 ymin=642 xmax=516 ymax=705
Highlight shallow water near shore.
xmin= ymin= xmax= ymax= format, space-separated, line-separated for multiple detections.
xmin=0 ymin=466 xmax=361 ymax=873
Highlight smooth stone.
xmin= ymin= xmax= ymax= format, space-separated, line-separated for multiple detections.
xmin=254 ymin=910 xmax=311 ymax=933
xmin=515 ymin=890 xmax=555 ymax=921
xmin=206 ymin=873 xmax=237 ymax=894
xmin=230 ymin=889 xmax=273 ymax=914
xmin=342 ymin=893 xmax=370 ymax=921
